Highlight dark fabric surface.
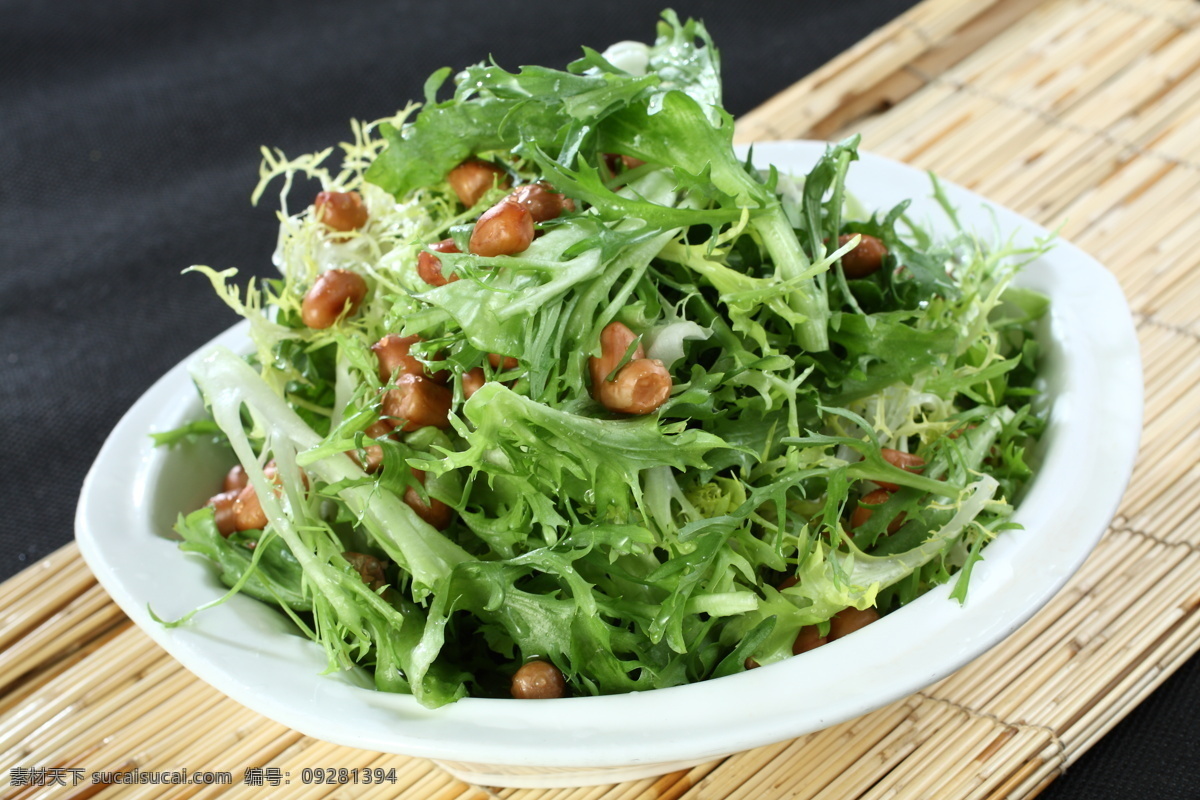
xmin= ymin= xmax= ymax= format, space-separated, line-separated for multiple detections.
xmin=1 ymin=1 xmax=1195 ymax=797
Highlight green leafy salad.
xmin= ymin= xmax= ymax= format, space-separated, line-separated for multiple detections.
xmin=165 ymin=11 xmax=1050 ymax=707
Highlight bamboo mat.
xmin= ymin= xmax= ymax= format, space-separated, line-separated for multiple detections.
xmin=4 ymin=0 xmax=1200 ymax=796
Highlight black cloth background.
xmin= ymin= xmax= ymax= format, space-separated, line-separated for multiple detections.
xmin=2 ymin=1 xmax=1196 ymax=797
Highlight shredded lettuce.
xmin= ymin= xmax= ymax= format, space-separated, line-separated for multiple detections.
xmin=161 ymin=10 xmax=1049 ymax=707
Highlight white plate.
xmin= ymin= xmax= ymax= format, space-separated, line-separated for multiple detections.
xmin=76 ymin=141 xmax=1142 ymax=788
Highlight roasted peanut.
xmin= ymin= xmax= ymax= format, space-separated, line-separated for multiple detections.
xmin=487 ymin=352 xmax=519 ymax=372
xmin=381 ymin=372 xmax=452 ymax=432
xmin=301 ymin=269 xmax=368 ymax=329
xmin=588 ymin=321 xmax=671 ymax=414
xmin=229 ymin=461 xmax=308 ymax=531
xmin=511 ymin=660 xmax=566 ymax=699
xmin=403 ymin=469 xmax=454 ymax=530
xmin=829 ymin=607 xmax=880 ymax=639
xmin=232 ymin=484 xmax=268 ymax=531
xmin=588 ymin=321 xmax=644 ymax=387
xmin=348 ymin=420 xmax=395 ymax=474
xmin=222 ymin=464 xmax=248 ymax=494
xmin=314 ymin=190 xmax=369 ymax=232
xmin=508 ymin=182 xmax=574 ymax=223
xmin=462 ymin=367 xmax=487 ymax=399
xmin=447 ymin=159 xmax=509 ymax=207
xmin=372 ymin=334 xmax=448 ymax=384
xmin=343 ymin=551 xmax=388 ymax=591
xmin=469 ymin=200 xmax=534 ymax=257
xmin=416 ymin=238 xmax=461 ymax=286
xmin=372 ymin=334 xmax=419 ymax=381
xmin=596 ymin=358 xmax=672 ymax=415
xmin=792 ymin=625 xmax=829 ymax=655
xmin=837 ymin=233 xmax=889 ymax=278
xmin=849 ymin=488 xmax=905 ymax=535
xmin=206 ymin=490 xmax=239 ymax=537
xmin=263 ymin=459 xmax=309 ymax=489
xmin=602 ymin=153 xmax=646 ymax=175
xmin=876 ymin=447 xmax=926 ymax=491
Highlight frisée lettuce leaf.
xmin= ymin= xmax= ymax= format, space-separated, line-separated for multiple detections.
xmin=162 ymin=10 xmax=1050 ymax=706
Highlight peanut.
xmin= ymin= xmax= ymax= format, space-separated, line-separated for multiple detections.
xmin=417 ymin=238 xmax=461 ymax=287
xmin=381 ymin=372 xmax=452 ymax=432
xmin=372 ymin=334 xmax=447 ymax=384
xmin=588 ymin=321 xmax=644 ymax=388
xmin=301 ymin=269 xmax=368 ymax=329
xmin=589 ymin=321 xmax=671 ymax=414
xmin=508 ymin=181 xmax=574 ymax=223
xmin=838 ymin=233 xmax=889 ymax=278
xmin=829 ymin=607 xmax=880 ymax=639
xmin=348 ymin=420 xmax=395 ymax=474
xmin=877 ymin=447 xmax=925 ymax=491
xmin=487 ymin=353 xmax=519 ymax=372
xmin=314 ymin=190 xmax=369 ymax=232
xmin=792 ymin=625 xmax=829 ymax=655
xmin=222 ymin=464 xmax=248 ymax=494
xmin=447 ymin=160 xmax=509 ymax=207
xmin=598 ymin=358 xmax=672 ymax=414
xmin=403 ymin=469 xmax=453 ymax=530
xmin=469 ymin=200 xmax=534 ymax=257
xmin=232 ymin=484 xmax=268 ymax=531
xmin=849 ymin=488 xmax=905 ymax=535
xmin=462 ymin=367 xmax=487 ymax=399
xmin=206 ymin=490 xmax=239 ymax=537
xmin=229 ymin=460 xmax=307 ymax=532
xmin=343 ymin=551 xmax=388 ymax=591
xmin=511 ymin=660 xmax=566 ymax=699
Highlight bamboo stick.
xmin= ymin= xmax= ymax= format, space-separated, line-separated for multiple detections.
xmin=0 ymin=560 xmax=97 ymax=652
xmin=0 ymin=544 xmax=87 ymax=610
xmin=977 ymin=553 xmax=1182 ymax=720
xmin=680 ymin=697 xmax=922 ymax=799
xmin=902 ymin=719 xmax=1032 ymax=800
xmin=780 ymin=701 xmax=960 ymax=800
xmin=114 ymin=710 xmax=286 ymax=800
xmin=983 ymin=746 xmax=1059 ymax=800
xmin=976 ymin=5 xmax=1175 ymax=118
xmin=1063 ymin=610 xmax=1200 ymax=761
xmin=1129 ymin=480 xmax=1200 ymax=547
xmin=185 ymin=726 xmax=304 ymax=800
xmin=0 ymin=585 xmax=127 ymax=694
xmin=7 ymin=667 xmax=210 ymax=784
xmin=1051 ymin=575 xmax=1200 ymax=735
xmin=0 ymin=621 xmax=135 ymax=718
xmin=958 ymin=728 xmax=1057 ymax=800
xmin=0 ymin=627 xmax=167 ymax=753
xmin=92 ymin=698 xmax=246 ymax=792
xmin=997 ymin=553 xmax=1199 ymax=726
xmin=1061 ymin=29 xmax=1200 ymax=139
xmin=0 ymin=659 xmax=190 ymax=771
xmin=926 ymin=532 xmax=1158 ymax=708
xmin=861 ymin=714 xmax=1000 ymax=798
xmin=679 ymin=736 xmax=798 ymax=800
xmin=806 ymin=701 xmax=953 ymax=800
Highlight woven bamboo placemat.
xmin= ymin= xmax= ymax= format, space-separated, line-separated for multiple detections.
xmin=4 ymin=0 xmax=1199 ymax=796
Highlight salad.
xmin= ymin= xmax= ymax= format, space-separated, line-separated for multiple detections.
xmin=162 ymin=11 xmax=1049 ymax=707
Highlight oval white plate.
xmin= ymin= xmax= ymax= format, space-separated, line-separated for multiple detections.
xmin=76 ymin=141 xmax=1142 ymax=788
